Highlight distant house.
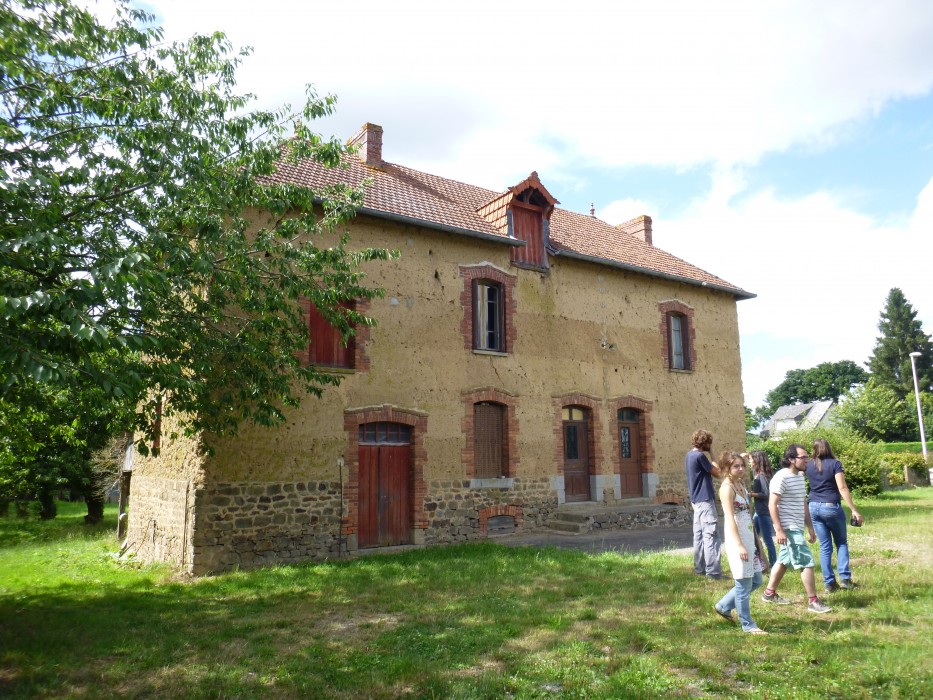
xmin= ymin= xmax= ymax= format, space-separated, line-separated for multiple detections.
xmin=760 ymin=400 xmax=835 ymax=439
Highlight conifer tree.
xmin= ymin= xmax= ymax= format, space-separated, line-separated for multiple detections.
xmin=867 ymin=288 xmax=933 ymax=397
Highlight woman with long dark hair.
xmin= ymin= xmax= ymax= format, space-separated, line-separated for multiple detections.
xmin=806 ymin=438 xmax=864 ymax=592
xmin=747 ymin=450 xmax=776 ymax=567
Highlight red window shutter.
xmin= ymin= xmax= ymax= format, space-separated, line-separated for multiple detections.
xmin=474 ymin=402 xmax=506 ymax=478
xmin=306 ymin=300 xmax=355 ymax=368
xmin=510 ymin=203 xmax=546 ymax=268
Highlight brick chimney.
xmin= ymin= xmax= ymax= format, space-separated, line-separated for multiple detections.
xmin=617 ymin=215 xmax=653 ymax=246
xmin=347 ymin=123 xmax=383 ymax=166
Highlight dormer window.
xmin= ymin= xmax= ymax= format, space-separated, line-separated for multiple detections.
xmin=509 ymin=196 xmax=549 ymax=270
xmin=478 ymin=172 xmax=556 ymax=272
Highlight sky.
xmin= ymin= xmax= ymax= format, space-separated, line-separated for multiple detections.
xmin=133 ymin=0 xmax=933 ymax=409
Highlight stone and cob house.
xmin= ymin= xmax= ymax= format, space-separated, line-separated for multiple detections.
xmin=125 ymin=123 xmax=754 ymax=574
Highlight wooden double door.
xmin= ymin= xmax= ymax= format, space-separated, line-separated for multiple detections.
xmin=358 ymin=422 xmax=411 ymax=548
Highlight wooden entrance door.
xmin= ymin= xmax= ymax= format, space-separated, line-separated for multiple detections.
xmin=358 ymin=423 xmax=411 ymax=548
xmin=563 ymin=407 xmax=591 ymax=502
xmin=618 ymin=409 xmax=642 ymax=497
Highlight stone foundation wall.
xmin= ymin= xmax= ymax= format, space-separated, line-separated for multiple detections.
xmin=583 ymin=504 xmax=690 ymax=531
xmin=423 ymin=477 xmax=557 ymax=545
xmin=173 ymin=475 xmax=690 ymax=574
xmin=124 ymin=475 xmax=194 ymax=570
xmin=189 ymin=479 xmax=347 ymax=575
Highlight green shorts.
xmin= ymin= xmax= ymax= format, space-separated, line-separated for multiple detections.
xmin=776 ymin=529 xmax=815 ymax=570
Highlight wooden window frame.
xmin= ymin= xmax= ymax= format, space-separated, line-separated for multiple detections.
xmin=658 ymin=301 xmax=696 ymax=372
xmin=461 ymin=387 xmax=519 ymax=479
xmin=459 ymin=265 xmax=516 ymax=355
xmin=472 ymin=279 xmax=505 ymax=352
xmin=473 ymin=401 xmax=507 ymax=479
xmin=668 ymin=313 xmax=688 ymax=370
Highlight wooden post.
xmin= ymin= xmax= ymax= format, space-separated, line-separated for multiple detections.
xmin=117 ymin=470 xmax=132 ymax=541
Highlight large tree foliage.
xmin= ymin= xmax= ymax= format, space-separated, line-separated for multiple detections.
xmin=1 ymin=0 xmax=391 ymax=442
xmin=833 ymin=379 xmax=915 ymax=443
xmin=867 ymin=288 xmax=933 ymax=398
xmin=0 ymin=363 xmax=132 ymax=519
xmin=762 ymin=360 xmax=869 ymax=415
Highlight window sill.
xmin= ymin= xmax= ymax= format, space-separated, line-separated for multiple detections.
xmin=472 ymin=349 xmax=508 ymax=358
xmin=314 ymin=366 xmax=356 ymax=375
xmin=668 ymin=368 xmax=694 ymax=374
xmin=510 ymin=261 xmax=549 ymax=273
xmin=470 ymin=478 xmax=514 ymax=490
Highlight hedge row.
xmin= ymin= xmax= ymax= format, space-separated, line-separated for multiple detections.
xmin=747 ymin=429 xmax=930 ymax=496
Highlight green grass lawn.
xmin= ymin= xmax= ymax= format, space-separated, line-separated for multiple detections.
xmin=1 ymin=491 xmax=931 ymax=699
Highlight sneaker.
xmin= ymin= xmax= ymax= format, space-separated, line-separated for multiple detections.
xmin=807 ymin=599 xmax=832 ymax=614
xmin=705 ymin=574 xmax=724 ymax=581
xmin=839 ymin=579 xmax=859 ymax=590
xmin=713 ymin=605 xmax=735 ymax=623
xmin=746 ymin=628 xmax=769 ymax=635
xmin=824 ymin=581 xmax=840 ymax=593
xmin=761 ymin=591 xmax=791 ymax=605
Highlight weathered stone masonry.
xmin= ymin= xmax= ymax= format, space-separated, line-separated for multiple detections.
xmin=423 ymin=478 xmax=555 ymax=544
xmin=190 ymin=479 xmax=346 ymax=574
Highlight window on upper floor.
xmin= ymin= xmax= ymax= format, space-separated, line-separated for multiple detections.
xmin=473 ymin=279 xmax=505 ymax=352
xmin=509 ymin=197 xmax=550 ymax=271
xmin=460 ymin=265 xmax=515 ymax=355
xmin=668 ymin=312 xmax=690 ymax=371
xmin=474 ymin=401 xmax=507 ymax=478
xmin=303 ymin=299 xmax=355 ymax=369
xmin=658 ymin=300 xmax=695 ymax=372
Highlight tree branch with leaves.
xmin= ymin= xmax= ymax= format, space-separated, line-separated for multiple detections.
xmin=1 ymin=0 xmax=394 ymax=453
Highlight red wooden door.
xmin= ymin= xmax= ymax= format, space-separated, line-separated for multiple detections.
xmin=563 ymin=420 xmax=591 ymax=502
xmin=358 ymin=441 xmax=411 ymax=548
xmin=619 ymin=422 xmax=642 ymax=497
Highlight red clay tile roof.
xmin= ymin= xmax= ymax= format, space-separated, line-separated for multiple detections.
xmin=267 ymin=151 xmax=753 ymax=299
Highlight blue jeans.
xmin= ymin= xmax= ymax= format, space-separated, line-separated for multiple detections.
xmin=809 ymin=502 xmax=850 ymax=586
xmin=753 ymin=511 xmax=777 ymax=567
xmin=716 ymin=570 xmax=763 ymax=632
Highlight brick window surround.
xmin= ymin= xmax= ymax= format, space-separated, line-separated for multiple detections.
xmin=658 ymin=300 xmax=695 ymax=371
xmin=459 ymin=264 xmax=517 ymax=353
xmin=461 ymin=387 xmax=519 ymax=478
xmin=297 ymin=297 xmax=372 ymax=371
xmin=478 ymin=504 xmax=523 ymax=534
xmin=551 ymin=392 xmax=603 ymax=476
xmin=342 ymin=405 xmax=428 ymax=538
xmin=608 ymin=396 xmax=655 ymax=478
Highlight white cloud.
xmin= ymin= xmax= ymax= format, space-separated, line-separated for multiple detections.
xmin=612 ymin=172 xmax=933 ymax=408
xmin=134 ymin=0 xmax=933 ymax=408
xmin=598 ymin=198 xmax=659 ymax=226
xmin=144 ymin=0 xmax=933 ymax=185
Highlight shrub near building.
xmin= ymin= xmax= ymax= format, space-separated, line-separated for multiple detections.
xmin=749 ymin=427 xmax=884 ymax=497
xmin=881 ymin=452 xmax=929 ymax=487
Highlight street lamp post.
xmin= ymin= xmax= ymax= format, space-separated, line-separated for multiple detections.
xmin=908 ymin=352 xmax=928 ymax=470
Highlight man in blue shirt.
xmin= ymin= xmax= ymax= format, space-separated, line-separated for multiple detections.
xmin=686 ymin=429 xmax=723 ymax=578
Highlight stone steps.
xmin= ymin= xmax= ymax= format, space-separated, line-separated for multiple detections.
xmin=544 ymin=500 xmax=690 ymax=534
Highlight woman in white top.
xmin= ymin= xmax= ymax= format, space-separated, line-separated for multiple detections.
xmin=713 ymin=450 xmax=768 ymax=634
